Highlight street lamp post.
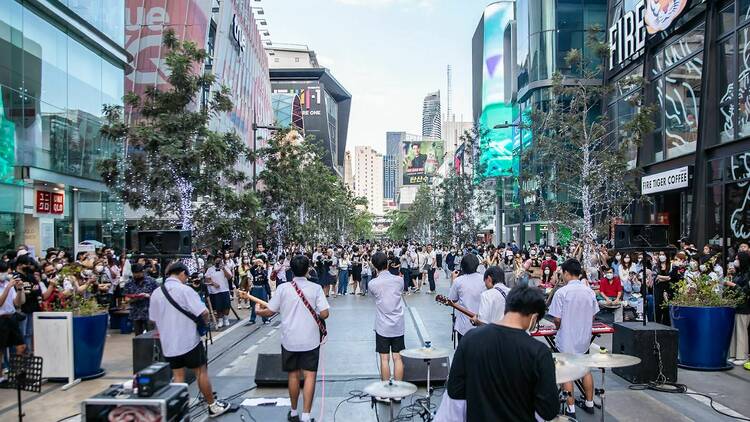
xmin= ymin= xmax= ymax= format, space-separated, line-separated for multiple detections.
xmin=493 ymin=121 xmax=524 ymax=246
xmin=251 ymin=112 xmax=283 ymax=192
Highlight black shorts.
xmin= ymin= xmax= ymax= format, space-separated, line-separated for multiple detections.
xmin=165 ymin=342 xmax=207 ymax=369
xmin=0 ymin=316 xmax=24 ymax=348
xmin=375 ymin=333 xmax=405 ymax=354
xmin=210 ymin=291 xmax=231 ymax=311
xmin=281 ymin=346 xmax=320 ymax=372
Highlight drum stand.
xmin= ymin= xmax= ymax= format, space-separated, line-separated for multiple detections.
xmin=421 ymin=357 xmax=434 ymax=421
xmin=595 ymin=368 xmax=606 ymax=422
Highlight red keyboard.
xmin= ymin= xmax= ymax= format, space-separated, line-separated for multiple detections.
xmin=531 ymin=322 xmax=614 ymax=337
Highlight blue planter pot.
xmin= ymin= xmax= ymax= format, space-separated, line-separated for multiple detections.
xmin=670 ymin=305 xmax=735 ymax=371
xmin=73 ymin=313 xmax=109 ymax=379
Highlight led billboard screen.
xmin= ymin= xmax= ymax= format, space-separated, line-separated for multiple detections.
xmin=402 ymin=139 xmax=444 ymax=185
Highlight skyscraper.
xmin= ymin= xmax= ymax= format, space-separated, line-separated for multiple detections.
xmin=422 ymin=91 xmax=442 ymax=139
xmin=354 ymin=146 xmax=384 ymax=216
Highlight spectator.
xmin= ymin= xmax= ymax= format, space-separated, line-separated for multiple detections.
xmin=124 ymin=264 xmax=158 ymax=335
xmin=598 ymin=267 xmax=623 ymax=322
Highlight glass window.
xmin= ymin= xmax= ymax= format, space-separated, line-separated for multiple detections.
xmin=740 ymin=0 xmax=750 ymax=26
xmin=22 ymin=7 xmax=68 ymax=109
xmin=737 ymin=27 xmax=750 ymax=138
xmin=706 ymin=185 xmax=722 ymax=246
xmin=663 ymin=59 xmax=701 ymax=159
xmin=720 ymin=3 xmax=735 ymax=36
xmin=558 ymin=0 xmax=583 ymax=29
xmin=727 ymin=151 xmax=750 ymax=182
xmin=557 ymin=30 xmax=583 ymax=75
xmin=718 ymin=39 xmax=735 ymax=143
xmin=67 ymin=37 xmax=102 ymax=116
xmin=726 ymin=181 xmax=750 ymax=246
xmin=708 ymin=159 xmax=723 ymax=183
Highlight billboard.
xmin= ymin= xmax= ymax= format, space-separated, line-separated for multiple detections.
xmin=478 ymin=1 xmax=514 ymax=179
xmin=402 ymin=139 xmax=444 ymax=185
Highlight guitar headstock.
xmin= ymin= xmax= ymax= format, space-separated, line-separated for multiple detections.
xmin=435 ymin=295 xmax=451 ymax=306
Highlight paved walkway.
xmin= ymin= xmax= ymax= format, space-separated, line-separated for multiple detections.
xmin=4 ymin=275 xmax=750 ymax=421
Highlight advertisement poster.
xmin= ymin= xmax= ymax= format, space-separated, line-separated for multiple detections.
xmin=402 ymin=139 xmax=444 ymax=185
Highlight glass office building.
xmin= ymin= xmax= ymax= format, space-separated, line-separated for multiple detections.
xmin=0 ymin=0 xmax=128 ymax=253
xmin=606 ymin=0 xmax=750 ymax=253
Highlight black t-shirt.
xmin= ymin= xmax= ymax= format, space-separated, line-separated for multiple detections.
xmin=447 ymin=324 xmax=559 ymax=422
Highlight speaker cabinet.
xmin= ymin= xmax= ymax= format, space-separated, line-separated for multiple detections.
xmin=402 ymin=356 xmax=449 ymax=386
xmin=611 ymin=322 xmax=678 ymax=384
xmin=133 ymin=331 xmax=195 ymax=383
xmin=613 ymin=225 xmax=669 ymax=249
xmin=137 ymin=230 xmax=192 ymax=255
xmin=254 ymin=354 xmax=288 ymax=387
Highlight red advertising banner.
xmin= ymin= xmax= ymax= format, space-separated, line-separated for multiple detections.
xmin=36 ymin=191 xmax=64 ymax=215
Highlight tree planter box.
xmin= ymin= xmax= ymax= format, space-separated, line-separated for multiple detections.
xmin=669 ymin=305 xmax=735 ymax=371
xmin=73 ymin=313 xmax=109 ymax=379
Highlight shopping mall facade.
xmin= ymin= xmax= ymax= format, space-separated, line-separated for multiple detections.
xmin=475 ymin=0 xmax=750 ymax=253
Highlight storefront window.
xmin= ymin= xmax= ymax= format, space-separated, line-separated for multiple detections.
xmin=706 ymin=185 xmax=723 ymax=246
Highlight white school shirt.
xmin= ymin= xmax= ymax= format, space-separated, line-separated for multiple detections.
xmin=477 ymin=283 xmax=511 ymax=324
xmin=448 ymin=272 xmax=486 ymax=336
xmin=0 ymin=278 xmax=17 ymax=315
xmin=548 ymin=279 xmax=599 ymax=354
xmin=148 ymin=277 xmax=207 ymax=357
xmin=368 ymin=271 xmax=405 ymax=337
xmin=266 ymin=277 xmax=330 ymax=352
xmin=205 ymin=266 xmax=230 ymax=294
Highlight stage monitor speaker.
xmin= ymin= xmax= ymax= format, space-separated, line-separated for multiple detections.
xmin=611 ymin=322 xmax=678 ymax=384
xmin=402 ymin=356 xmax=449 ymax=386
xmin=613 ymin=224 xmax=669 ymax=250
xmin=133 ymin=331 xmax=195 ymax=383
xmin=137 ymin=230 xmax=192 ymax=255
xmin=254 ymin=354 xmax=288 ymax=387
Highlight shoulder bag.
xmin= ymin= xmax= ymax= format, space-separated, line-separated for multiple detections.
xmin=160 ymin=284 xmax=209 ymax=337
xmin=291 ymin=281 xmax=327 ymax=343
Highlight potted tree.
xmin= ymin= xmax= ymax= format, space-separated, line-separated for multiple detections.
xmin=668 ymin=258 xmax=744 ymax=370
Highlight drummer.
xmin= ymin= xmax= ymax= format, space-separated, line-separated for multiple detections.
xmin=548 ymin=259 xmax=600 ymax=418
xmin=446 ymin=285 xmax=559 ymax=421
xmin=368 ymin=252 xmax=406 ymax=387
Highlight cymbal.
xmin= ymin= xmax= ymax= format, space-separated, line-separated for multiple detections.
xmin=399 ymin=347 xmax=452 ymax=360
xmin=364 ymin=380 xmax=418 ymax=399
xmin=553 ymin=353 xmax=589 ymax=383
xmin=567 ymin=352 xmax=641 ymax=368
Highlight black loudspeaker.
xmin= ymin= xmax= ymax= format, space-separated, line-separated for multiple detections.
xmin=611 ymin=322 xmax=678 ymax=384
xmin=254 ymin=354 xmax=288 ymax=387
xmin=133 ymin=331 xmax=195 ymax=383
xmin=613 ymin=224 xmax=669 ymax=249
xmin=402 ymin=356 xmax=450 ymax=386
xmin=137 ymin=230 xmax=192 ymax=255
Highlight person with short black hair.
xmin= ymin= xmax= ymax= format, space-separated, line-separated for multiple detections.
xmin=124 ymin=263 xmax=158 ymax=335
xmin=443 ymin=286 xmax=558 ymax=422
xmin=255 ymin=254 xmax=330 ymax=422
xmin=204 ymin=256 xmax=233 ymax=329
xmin=549 ymin=258 xmax=599 ymax=418
xmin=368 ymin=252 xmax=406 ymax=391
xmin=471 ymin=266 xmax=510 ymax=326
xmin=0 ymin=261 xmax=25 ymax=356
xmin=448 ymin=254 xmax=485 ymax=343
xmin=149 ymin=262 xmax=230 ymax=417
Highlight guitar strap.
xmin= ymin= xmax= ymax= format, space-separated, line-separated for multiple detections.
xmin=291 ymin=281 xmax=327 ymax=342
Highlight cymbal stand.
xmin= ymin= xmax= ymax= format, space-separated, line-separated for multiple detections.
xmin=595 ymin=368 xmax=606 ymax=422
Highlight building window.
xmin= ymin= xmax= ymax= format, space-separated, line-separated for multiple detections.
xmin=647 ymin=23 xmax=704 ymax=164
xmin=716 ymin=0 xmax=750 ymax=145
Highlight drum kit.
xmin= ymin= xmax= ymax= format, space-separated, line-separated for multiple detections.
xmin=363 ymin=342 xmax=451 ymax=421
xmin=553 ymin=348 xmax=641 ymax=422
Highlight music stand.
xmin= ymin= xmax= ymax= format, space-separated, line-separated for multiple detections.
xmin=1 ymin=355 xmax=43 ymax=422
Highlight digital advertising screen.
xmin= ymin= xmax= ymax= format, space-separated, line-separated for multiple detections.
xmin=402 ymin=139 xmax=445 ymax=185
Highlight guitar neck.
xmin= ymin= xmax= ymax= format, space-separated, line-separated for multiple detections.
xmin=238 ymin=290 xmax=269 ymax=308
xmin=446 ymin=302 xmax=476 ymax=319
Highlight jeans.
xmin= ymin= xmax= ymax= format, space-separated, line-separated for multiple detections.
xmin=427 ymin=268 xmax=436 ymax=292
xmin=249 ymin=286 xmax=269 ymax=323
xmin=361 ymin=274 xmax=371 ymax=293
xmin=18 ymin=314 xmax=33 ymax=351
xmin=402 ymin=268 xmax=411 ymax=291
xmin=337 ymin=270 xmax=349 ymax=295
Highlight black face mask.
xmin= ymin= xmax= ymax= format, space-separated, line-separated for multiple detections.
xmin=134 ymin=275 xmax=144 ymax=282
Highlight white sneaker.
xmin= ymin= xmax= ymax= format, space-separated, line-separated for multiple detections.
xmin=217 ymin=319 xmax=224 ymax=329
xmin=208 ymin=400 xmax=231 ymax=418
xmin=732 ymin=359 xmax=747 ymax=366
xmin=223 ymin=317 xmax=230 ymax=326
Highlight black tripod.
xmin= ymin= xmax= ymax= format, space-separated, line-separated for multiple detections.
xmin=1 ymin=355 xmax=43 ymax=422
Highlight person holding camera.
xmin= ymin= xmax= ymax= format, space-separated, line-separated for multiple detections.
xmin=205 ymin=256 xmax=233 ymax=329
xmin=149 ymin=263 xmax=230 ymax=418
xmin=0 ymin=261 xmax=26 ymax=356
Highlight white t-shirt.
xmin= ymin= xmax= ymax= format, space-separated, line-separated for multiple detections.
xmin=267 ymin=277 xmax=330 ymax=352
xmin=148 ymin=278 xmax=207 ymax=357
xmin=205 ymin=266 xmax=230 ymax=294
xmin=477 ymin=283 xmax=511 ymax=324
xmin=368 ymin=272 xmax=405 ymax=337
xmin=448 ymin=272 xmax=486 ymax=335
xmin=0 ymin=278 xmax=17 ymax=315
xmin=548 ymin=279 xmax=599 ymax=354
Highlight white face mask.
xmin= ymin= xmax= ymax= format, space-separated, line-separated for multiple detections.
xmin=544 ymin=269 xmax=550 ymax=274
xmin=615 ymin=255 xmax=621 ymax=260
xmin=95 ymin=265 xmax=104 ymax=273
xmin=624 ymin=257 xmax=630 ymax=262
xmin=605 ymin=273 xmax=614 ymax=280
xmin=699 ymin=264 xmax=706 ymax=272
xmin=55 ymin=263 xmax=63 ymax=270
xmin=659 ymin=255 xmax=667 ymax=262
xmin=690 ymin=262 xmax=698 ymax=270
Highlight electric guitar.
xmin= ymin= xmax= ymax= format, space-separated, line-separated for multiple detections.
xmin=435 ymin=294 xmax=476 ymax=319
xmin=236 ymin=289 xmax=269 ymax=308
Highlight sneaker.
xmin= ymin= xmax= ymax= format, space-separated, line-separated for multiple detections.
xmin=263 ymin=320 xmax=270 ymax=325
xmin=732 ymin=359 xmax=747 ymax=366
xmin=744 ymin=361 xmax=750 ymax=371
xmin=223 ymin=317 xmax=230 ymax=326
xmin=564 ymin=409 xmax=577 ymax=419
xmin=217 ymin=319 xmax=224 ymax=329
xmin=576 ymin=399 xmax=595 ymax=414
xmin=249 ymin=320 xmax=256 ymax=325
xmin=208 ymin=400 xmax=231 ymax=418
xmin=287 ymin=411 xmax=300 ymax=422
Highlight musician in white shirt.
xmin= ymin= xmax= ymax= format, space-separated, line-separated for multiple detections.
xmin=255 ymin=255 xmax=330 ymax=422
xmin=448 ymin=254 xmax=485 ymax=343
xmin=471 ymin=266 xmax=511 ymax=325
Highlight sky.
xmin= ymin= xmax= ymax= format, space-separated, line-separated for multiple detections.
xmin=261 ymin=0 xmax=491 ymax=155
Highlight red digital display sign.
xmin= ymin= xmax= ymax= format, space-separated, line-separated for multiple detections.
xmin=36 ymin=191 xmax=64 ymax=215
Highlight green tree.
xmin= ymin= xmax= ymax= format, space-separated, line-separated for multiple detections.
xmin=99 ymin=29 xmax=260 ymax=247
xmin=524 ymin=30 xmax=654 ymax=271
xmin=386 ymin=210 xmax=409 ymax=241
xmin=407 ymin=184 xmax=438 ymax=243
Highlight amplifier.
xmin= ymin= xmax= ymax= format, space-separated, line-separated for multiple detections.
xmin=82 ymin=383 xmax=189 ymax=422
xmin=133 ymin=331 xmax=195 ymax=384
xmin=403 ymin=356 xmax=449 ymax=386
xmin=137 ymin=362 xmax=172 ymax=397
xmin=611 ymin=322 xmax=678 ymax=384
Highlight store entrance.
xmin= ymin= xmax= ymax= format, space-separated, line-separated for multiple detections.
xmin=653 ymin=191 xmax=682 ymax=245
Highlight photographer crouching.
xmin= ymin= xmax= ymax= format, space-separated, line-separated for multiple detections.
xmin=149 ymin=262 xmax=230 ymax=417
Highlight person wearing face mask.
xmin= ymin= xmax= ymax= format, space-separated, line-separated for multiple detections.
xmin=597 ymin=267 xmax=624 ymax=322
xmin=237 ymin=256 xmax=253 ymax=310
xmin=444 ymin=286 xmax=558 ymax=422
xmin=123 ymin=264 xmax=158 ymax=335
xmin=548 ymin=259 xmax=600 ymax=418
xmin=725 ymin=251 xmax=750 ymax=366
xmin=653 ymin=252 xmax=673 ymax=325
